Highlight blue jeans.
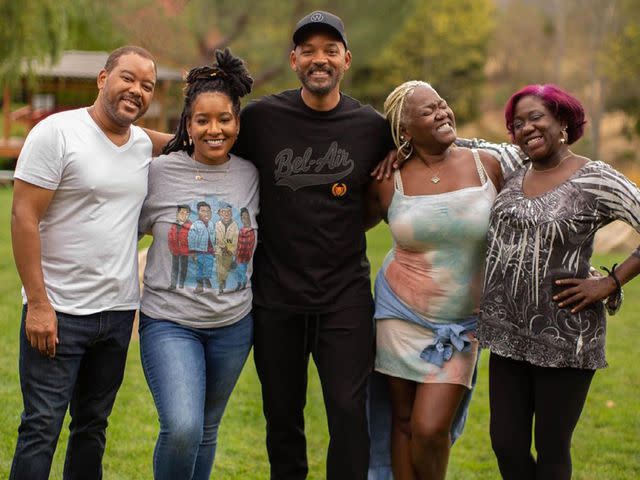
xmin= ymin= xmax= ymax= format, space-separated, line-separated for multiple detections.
xmin=11 ymin=306 xmax=134 ymax=480
xmin=139 ymin=312 xmax=253 ymax=480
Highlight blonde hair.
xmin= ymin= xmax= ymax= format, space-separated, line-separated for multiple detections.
xmin=383 ymin=80 xmax=432 ymax=153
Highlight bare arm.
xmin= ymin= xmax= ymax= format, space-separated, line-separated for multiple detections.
xmin=11 ymin=179 xmax=57 ymax=357
xmin=364 ymin=173 xmax=395 ymax=230
xmin=142 ymin=128 xmax=173 ymax=156
xmin=478 ymin=149 xmax=504 ymax=191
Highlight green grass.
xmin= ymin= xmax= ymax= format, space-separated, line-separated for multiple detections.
xmin=0 ymin=186 xmax=639 ymax=478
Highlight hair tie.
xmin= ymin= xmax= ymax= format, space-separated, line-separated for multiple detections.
xmin=186 ymin=66 xmax=227 ymax=86
xmin=210 ymin=67 xmax=227 ymax=78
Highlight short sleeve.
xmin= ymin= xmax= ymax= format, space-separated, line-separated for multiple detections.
xmin=14 ymin=118 xmax=65 ymax=190
xmin=138 ymin=156 xmax=164 ymax=235
xmin=455 ymin=137 xmax=527 ymax=177
xmin=590 ymin=163 xmax=640 ymax=232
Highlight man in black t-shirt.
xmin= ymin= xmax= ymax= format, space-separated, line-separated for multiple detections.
xmin=233 ymin=11 xmax=393 ymax=480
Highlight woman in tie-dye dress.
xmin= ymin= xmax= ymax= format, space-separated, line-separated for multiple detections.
xmin=366 ymin=81 xmax=504 ymax=480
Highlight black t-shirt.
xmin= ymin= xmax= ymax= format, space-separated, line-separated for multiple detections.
xmin=234 ymin=89 xmax=394 ymax=313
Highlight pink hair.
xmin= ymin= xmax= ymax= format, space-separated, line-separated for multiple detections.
xmin=504 ymin=84 xmax=586 ymax=144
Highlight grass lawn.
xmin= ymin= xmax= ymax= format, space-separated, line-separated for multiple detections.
xmin=0 ymin=185 xmax=638 ymax=479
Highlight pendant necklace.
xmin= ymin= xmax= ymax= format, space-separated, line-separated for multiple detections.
xmin=422 ymin=151 xmax=449 ymax=184
xmin=192 ymin=154 xmax=230 ymax=181
xmin=427 ymin=165 xmax=444 ymax=184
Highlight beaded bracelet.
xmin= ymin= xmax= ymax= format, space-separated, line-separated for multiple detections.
xmin=601 ymin=263 xmax=623 ymax=315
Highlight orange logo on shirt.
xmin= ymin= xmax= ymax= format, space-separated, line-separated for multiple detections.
xmin=332 ymin=183 xmax=347 ymax=197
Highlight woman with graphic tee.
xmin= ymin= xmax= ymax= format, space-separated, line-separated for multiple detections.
xmin=138 ymin=49 xmax=258 ymax=480
xmin=481 ymin=84 xmax=640 ymax=479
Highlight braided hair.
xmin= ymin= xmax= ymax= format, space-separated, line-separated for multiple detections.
xmin=163 ymin=48 xmax=253 ymax=155
xmin=383 ymin=80 xmax=432 ymax=159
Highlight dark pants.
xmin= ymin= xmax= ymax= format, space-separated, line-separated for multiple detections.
xmin=253 ymin=304 xmax=374 ymax=480
xmin=170 ymin=254 xmax=189 ymax=288
xmin=10 ymin=307 xmax=134 ymax=480
xmin=489 ymin=353 xmax=595 ymax=480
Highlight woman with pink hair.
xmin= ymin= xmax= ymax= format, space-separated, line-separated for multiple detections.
xmin=480 ymin=84 xmax=640 ymax=479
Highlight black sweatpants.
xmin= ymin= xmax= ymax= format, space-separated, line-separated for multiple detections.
xmin=253 ymin=304 xmax=375 ymax=480
xmin=489 ymin=353 xmax=595 ymax=480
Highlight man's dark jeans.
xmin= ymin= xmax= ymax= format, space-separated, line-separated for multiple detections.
xmin=10 ymin=306 xmax=134 ymax=480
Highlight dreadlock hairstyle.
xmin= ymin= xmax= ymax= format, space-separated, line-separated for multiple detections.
xmin=163 ymin=48 xmax=253 ymax=156
xmin=383 ymin=80 xmax=432 ymax=161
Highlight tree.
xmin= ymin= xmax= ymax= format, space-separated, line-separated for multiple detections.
xmin=352 ymin=0 xmax=495 ymax=121
xmin=0 ymin=0 xmax=115 ymax=86
xmin=604 ymin=0 xmax=640 ymax=136
xmin=95 ymin=0 xmax=414 ymax=97
xmin=487 ymin=0 xmax=639 ymax=159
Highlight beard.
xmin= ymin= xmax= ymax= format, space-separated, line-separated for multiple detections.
xmin=102 ymin=80 xmax=146 ymax=127
xmin=296 ymin=64 xmax=344 ymax=96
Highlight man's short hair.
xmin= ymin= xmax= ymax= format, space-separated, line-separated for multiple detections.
xmin=104 ymin=46 xmax=156 ymax=74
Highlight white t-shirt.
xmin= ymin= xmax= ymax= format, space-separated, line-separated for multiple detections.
xmin=14 ymin=108 xmax=152 ymax=315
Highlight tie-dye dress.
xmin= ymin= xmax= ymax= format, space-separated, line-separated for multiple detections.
xmin=374 ymin=149 xmax=497 ymax=387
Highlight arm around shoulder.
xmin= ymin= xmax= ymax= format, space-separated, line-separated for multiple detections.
xmin=142 ymin=128 xmax=173 ymax=156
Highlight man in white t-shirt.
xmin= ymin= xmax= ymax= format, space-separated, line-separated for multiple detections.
xmin=10 ymin=46 xmax=157 ymax=480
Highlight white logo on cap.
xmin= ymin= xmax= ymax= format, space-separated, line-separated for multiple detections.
xmin=310 ymin=12 xmax=324 ymax=21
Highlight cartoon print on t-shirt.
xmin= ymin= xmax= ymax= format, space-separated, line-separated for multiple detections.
xmin=170 ymin=196 xmax=254 ymax=294
xmin=235 ymin=207 xmax=256 ymax=290
xmin=167 ymin=204 xmax=192 ymax=290
xmin=188 ymin=201 xmax=216 ymax=294
xmin=214 ymin=202 xmax=238 ymax=294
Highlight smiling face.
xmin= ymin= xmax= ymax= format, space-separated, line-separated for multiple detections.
xmin=198 ymin=205 xmax=212 ymax=222
xmin=512 ymin=95 xmax=565 ymax=161
xmin=187 ymin=92 xmax=239 ymax=165
xmin=97 ymin=53 xmax=156 ymax=128
xmin=402 ymin=86 xmax=456 ymax=150
xmin=290 ymin=30 xmax=351 ymax=97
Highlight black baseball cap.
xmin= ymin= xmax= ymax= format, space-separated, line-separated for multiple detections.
xmin=292 ymin=11 xmax=348 ymax=48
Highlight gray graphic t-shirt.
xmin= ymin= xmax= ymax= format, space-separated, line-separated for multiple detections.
xmin=139 ymin=150 xmax=259 ymax=328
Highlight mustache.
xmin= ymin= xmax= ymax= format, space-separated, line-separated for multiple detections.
xmin=121 ymin=93 xmax=141 ymax=107
xmin=308 ymin=65 xmax=333 ymax=75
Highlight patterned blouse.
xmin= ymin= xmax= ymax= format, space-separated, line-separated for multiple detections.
xmin=479 ymin=161 xmax=640 ymax=369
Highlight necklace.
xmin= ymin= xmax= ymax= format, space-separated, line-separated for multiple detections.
xmin=529 ymin=150 xmax=573 ymax=173
xmin=192 ymin=154 xmax=230 ymax=181
xmin=421 ymin=152 xmax=449 ymax=184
